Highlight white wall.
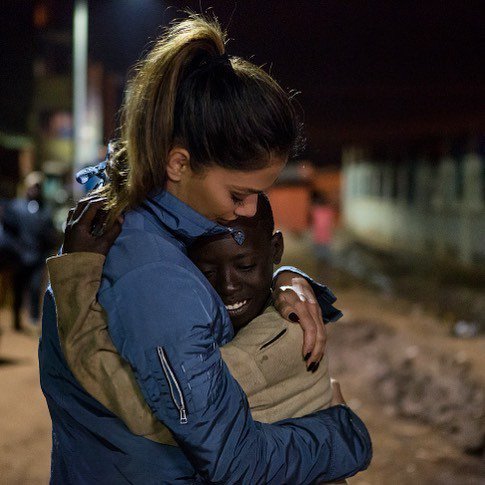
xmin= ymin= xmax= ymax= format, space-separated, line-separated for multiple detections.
xmin=342 ymin=147 xmax=485 ymax=264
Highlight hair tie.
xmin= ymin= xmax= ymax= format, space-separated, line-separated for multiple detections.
xmin=75 ymin=141 xmax=113 ymax=186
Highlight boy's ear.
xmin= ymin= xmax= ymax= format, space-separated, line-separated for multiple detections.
xmin=271 ymin=231 xmax=284 ymax=264
xmin=166 ymin=147 xmax=191 ymax=182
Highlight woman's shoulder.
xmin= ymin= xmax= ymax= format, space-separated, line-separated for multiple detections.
xmin=97 ymin=229 xmax=222 ymax=345
xmin=102 ymin=228 xmax=195 ymax=285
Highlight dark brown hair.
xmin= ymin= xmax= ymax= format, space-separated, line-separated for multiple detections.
xmin=100 ymin=14 xmax=301 ymax=220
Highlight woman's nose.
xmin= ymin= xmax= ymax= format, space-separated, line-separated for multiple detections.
xmin=234 ymin=194 xmax=258 ymax=217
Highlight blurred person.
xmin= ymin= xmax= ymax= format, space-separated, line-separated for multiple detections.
xmin=0 ymin=199 xmax=18 ymax=316
xmin=2 ymin=172 xmax=58 ymax=331
xmin=40 ymin=15 xmax=371 ymax=483
xmin=0 ymin=198 xmax=19 ymax=270
xmin=311 ymin=190 xmax=336 ymax=263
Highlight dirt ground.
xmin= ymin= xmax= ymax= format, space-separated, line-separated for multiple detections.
xmin=0 ymin=235 xmax=484 ymax=484
xmin=0 ymin=312 xmax=51 ymax=484
xmin=325 ymin=289 xmax=485 ymax=485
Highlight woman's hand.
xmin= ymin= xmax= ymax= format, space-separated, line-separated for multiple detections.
xmin=272 ymin=272 xmax=326 ymax=368
xmin=63 ymin=197 xmax=122 ymax=255
xmin=330 ymin=379 xmax=347 ymax=406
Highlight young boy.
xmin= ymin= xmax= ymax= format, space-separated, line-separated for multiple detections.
xmin=48 ymin=195 xmax=344 ymax=443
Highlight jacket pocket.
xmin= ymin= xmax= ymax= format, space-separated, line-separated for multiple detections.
xmin=259 ymin=328 xmax=287 ymax=350
xmin=157 ymin=346 xmax=188 ymax=425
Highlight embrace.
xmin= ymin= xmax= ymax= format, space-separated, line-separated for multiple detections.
xmin=39 ymin=15 xmax=372 ymax=484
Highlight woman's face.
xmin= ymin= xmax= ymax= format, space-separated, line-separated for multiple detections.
xmin=174 ymin=157 xmax=286 ymax=223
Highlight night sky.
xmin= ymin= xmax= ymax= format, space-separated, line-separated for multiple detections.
xmin=90 ymin=1 xmax=485 ymax=159
xmin=3 ymin=1 xmax=485 ymax=161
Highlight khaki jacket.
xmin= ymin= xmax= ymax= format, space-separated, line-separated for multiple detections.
xmin=47 ymin=253 xmax=333 ymax=447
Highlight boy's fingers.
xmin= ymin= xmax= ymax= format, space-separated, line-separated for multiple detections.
xmin=66 ymin=208 xmax=75 ymax=225
xmin=72 ymin=198 xmax=107 ymax=226
xmin=103 ymin=219 xmax=122 ymax=244
xmin=90 ymin=209 xmax=109 ymax=237
xmin=73 ymin=193 xmax=105 ymax=215
xmin=71 ymin=198 xmax=91 ymax=222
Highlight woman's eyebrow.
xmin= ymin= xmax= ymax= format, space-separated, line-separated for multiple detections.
xmin=231 ymin=186 xmax=262 ymax=195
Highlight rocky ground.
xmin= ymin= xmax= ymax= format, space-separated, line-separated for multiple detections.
xmin=325 ymin=291 xmax=485 ymax=484
xmin=0 ymin=233 xmax=484 ymax=484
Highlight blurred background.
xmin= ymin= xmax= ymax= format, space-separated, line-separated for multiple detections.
xmin=0 ymin=1 xmax=484 ymax=483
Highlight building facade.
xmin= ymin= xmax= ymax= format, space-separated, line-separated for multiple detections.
xmin=342 ymin=145 xmax=485 ymax=265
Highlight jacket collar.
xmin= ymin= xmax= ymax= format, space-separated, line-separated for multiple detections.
xmin=141 ymin=190 xmax=244 ymax=247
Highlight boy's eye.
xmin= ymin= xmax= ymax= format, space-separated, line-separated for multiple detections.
xmin=239 ymin=263 xmax=256 ymax=271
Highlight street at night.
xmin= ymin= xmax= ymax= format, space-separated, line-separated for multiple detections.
xmin=1 ymin=235 xmax=484 ymax=483
xmin=1 ymin=2 xmax=484 ymax=484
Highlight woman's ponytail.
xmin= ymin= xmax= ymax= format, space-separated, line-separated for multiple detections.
xmin=102 ymin=16 xmax=227 ymax=219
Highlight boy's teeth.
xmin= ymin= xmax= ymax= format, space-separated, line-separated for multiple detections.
xmin=225 ymin=300 xmax=247 ymax=311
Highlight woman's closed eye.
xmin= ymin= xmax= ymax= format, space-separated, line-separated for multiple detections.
xmin=230 ymin=193 xmax=245 ymax=205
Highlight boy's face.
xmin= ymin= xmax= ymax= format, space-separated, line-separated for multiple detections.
xmin=189 ymin=223 xmax=283 ymax=332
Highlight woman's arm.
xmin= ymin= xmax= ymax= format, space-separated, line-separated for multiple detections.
xmin=47 ymin=253 xmax=176 ymax=444
xmin=98 ymin=241 xmax=371 ymax=484
xmin=50 ymin=253 xmax=361 ymax=484
xmin=50 ymin=253 xmax=332 ymax=433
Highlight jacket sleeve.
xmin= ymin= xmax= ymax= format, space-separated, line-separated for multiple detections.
xmin=47 ymin=253 xmax=176 ymax=444
xmin=99 ymin=262 xmax=372 ymax=484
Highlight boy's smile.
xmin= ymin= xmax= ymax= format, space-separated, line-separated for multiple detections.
xmin=188 ymin=215 xmax=283 ymax=332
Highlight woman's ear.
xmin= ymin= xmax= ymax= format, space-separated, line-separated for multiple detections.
xmin=165 ymin=147 xmax=191 ymax=182
xmin=271 ymin=231 xmax=284 ymax=265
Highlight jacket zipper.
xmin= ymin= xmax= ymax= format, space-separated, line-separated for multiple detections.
xmin=157 ymin=346 xmax=188 ymax=424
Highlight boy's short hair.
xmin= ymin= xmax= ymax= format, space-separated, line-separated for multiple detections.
xmin=190 ymin=193 xmax=275 ymax=252
xmin=231 ymin=193 xmax=274 ymax=239
xmin=255 ymin=193 xmax=275 ymax=237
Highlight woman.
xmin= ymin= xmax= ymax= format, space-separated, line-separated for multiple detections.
xmin=39 ymin=15 xmax=371 ymax=484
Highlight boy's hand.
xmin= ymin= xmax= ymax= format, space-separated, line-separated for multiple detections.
xmin=272 ymin=273 xmax=326 ymax=368
xmin=63 ymin=197 xmax=122 ymax=256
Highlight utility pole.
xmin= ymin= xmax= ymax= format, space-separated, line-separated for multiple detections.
xmin=72 ymin=0 xmax=88 ymax=200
